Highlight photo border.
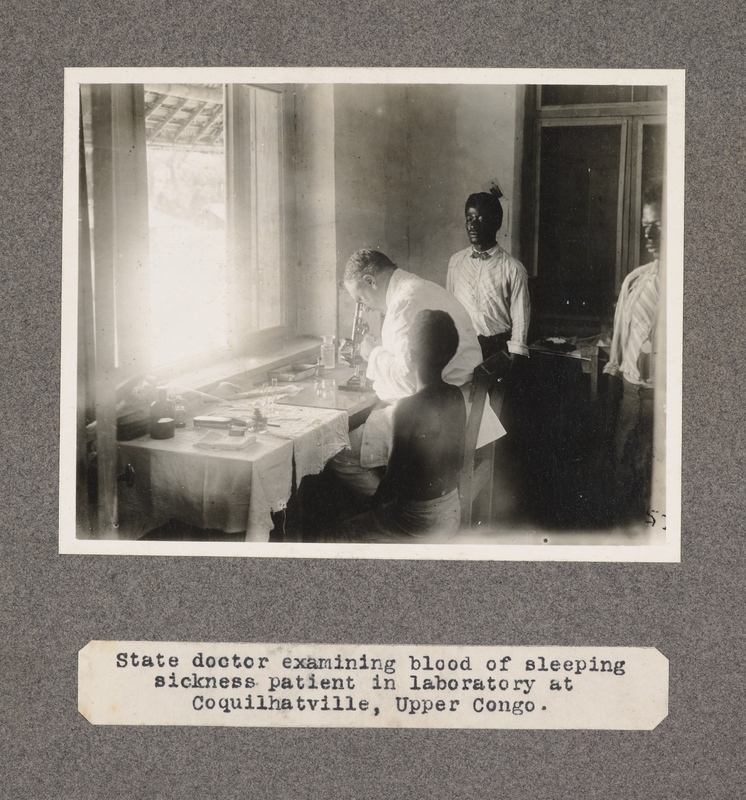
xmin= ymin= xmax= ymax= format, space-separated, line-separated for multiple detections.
xmin=59 ymin=66 xmax=684 ymax=562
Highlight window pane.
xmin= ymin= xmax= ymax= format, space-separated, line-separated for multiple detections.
xmin=536 ymin=124 xmax=623 ymax=318
xmin=144 ymin=84 xmax=228 ymax=367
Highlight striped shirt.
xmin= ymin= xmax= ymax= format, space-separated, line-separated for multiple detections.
xmin=604 ymin=260 xmax=659 ymax=387
xmin=446 ymin=243 xmax=531 ymax=357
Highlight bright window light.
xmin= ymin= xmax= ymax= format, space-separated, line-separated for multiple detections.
xmin=144 ymin=84 xmax=228 ymax=368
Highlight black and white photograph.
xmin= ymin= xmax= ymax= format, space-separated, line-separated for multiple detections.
xmin=59 ymin=67 xmax=684 ymax=560
xmin=5 ymin=2 xmax=743 ymax=795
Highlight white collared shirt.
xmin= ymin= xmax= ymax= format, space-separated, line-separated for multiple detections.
xmin=447 ymin=242 xmax=531 ymax=357
xmin=361 ymin=268 xmax=505 ymax=467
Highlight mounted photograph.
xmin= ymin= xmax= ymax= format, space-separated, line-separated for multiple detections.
xmin=59 ymin=67 xmax=684 ymax=560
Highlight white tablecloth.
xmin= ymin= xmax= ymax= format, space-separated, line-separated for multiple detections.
xmin=118 ymin=405 xmax=350 ymax=541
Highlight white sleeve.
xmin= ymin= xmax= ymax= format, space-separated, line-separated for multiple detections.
xmin=604 ymin=274 xmax=631 ymax=375
xmin=365 ymin=294 xmax=418 ymax=402
xmin=446 ymin=256 xmax=456 ymax=294
xmin=507 ymin=263 xmax=531 ymax=357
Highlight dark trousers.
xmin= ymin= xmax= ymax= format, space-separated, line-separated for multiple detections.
xmin=613 ymin=377 xmax=655 ymax=520
xmin=479 ymin=332 xmax=532 ymax=520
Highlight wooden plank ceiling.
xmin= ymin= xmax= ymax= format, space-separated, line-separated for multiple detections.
xmin=144 ymin=84 xmax=224 ymax=151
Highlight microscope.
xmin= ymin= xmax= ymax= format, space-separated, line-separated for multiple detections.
xmin=338 ymin=301 xmax=371 ymax=389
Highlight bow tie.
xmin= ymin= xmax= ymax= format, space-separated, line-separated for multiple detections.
xmin=471 ymin=250 xmax=492 ymax=260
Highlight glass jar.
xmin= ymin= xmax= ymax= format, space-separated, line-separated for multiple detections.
xmin=320 ymin=336 xmax=336 ymax=369
xmin=174 ymin=396 xmax=187 ymax=428
xmin=150 ymin=386 xmax=175 ymax=439
xmin=251 ymin=406 xmax=267 ymax=433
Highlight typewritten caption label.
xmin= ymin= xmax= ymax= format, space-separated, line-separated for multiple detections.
xmin=79 ymin=642 xmax=668 ymax=729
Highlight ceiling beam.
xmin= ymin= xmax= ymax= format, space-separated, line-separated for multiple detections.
xmin=145 ymin=84 xmax=223 ymax=105
xmin=172 ymin=101 xmax=208 ymax=143
xmin=144 ymin=94 xmax=168 ymax=119
xmin=192 ymin=106 xmax=224 ymax=147
xmin=147 ymin=98 xmax=189 ymax=139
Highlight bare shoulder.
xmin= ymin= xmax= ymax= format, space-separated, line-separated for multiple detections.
xmin=400 ymin=384 xmax=465 ymax=417
xmin=394 ymin=393 xmax=420 ymax=421
xmin=442 ymin=383 xmax=467 ymax=416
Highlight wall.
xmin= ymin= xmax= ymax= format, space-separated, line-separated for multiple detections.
xmin=407 ymin=84 xmax=524 ymax=285
xmin=332 ymin=85 xmax=410 ymax=340
xmin=293 ymin=83 xmax=525 ymax=341
xmin=294 ymin=84 xmax=338 ymax=338
xmin=333 ymin=84 xmax=410 ymax=268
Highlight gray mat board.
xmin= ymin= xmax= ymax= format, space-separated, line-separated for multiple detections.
xmin=1 ymin=1 xmax=744 ymax=797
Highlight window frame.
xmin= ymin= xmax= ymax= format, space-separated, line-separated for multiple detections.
xmin=151 ymin=83 xmax=297 ymax=379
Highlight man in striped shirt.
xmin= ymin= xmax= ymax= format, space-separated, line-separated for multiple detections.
xmin=603 ymin=183 xmax=662 ymax=520
xmin=446 ymin=190 xmax=531 ymax=362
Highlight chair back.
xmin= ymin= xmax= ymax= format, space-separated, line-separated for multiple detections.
xmin=459 ymin=351 xmax=511 ymax=528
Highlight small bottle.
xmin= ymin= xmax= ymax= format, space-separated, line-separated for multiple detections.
xmin=174 ymin=396 xmax=187 ymax=428
xmin=314 ymin=357 xmax=325 ymax=378
xmin=150 ymin=386 xmax=175 ymax=439
xmin=320 ymin=336 xmax=336 ymax=369
xmin=252 ymin=406 xmax=267 ymax=433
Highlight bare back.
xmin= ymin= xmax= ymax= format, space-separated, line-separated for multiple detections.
xmin=385 ymin=383 xmax=467 ymax=501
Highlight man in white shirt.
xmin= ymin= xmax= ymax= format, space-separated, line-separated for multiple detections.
xmin=447 ymin=190 xmax=531 ymax=361
xmin=603 ymin=183 xmax=662 ymax=520
xmin=447 ymin=190 xmax=531 ymax=521
xmin=331 ymin=249 xmax=504 ymax=501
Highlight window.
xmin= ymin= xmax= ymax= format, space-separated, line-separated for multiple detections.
xmin=224 ymin=85 xmax=288 ymax=347
xmin=144 ymin=84 xmax=228 ymax=367
xmin=81 ymin=82 xmax=291 ymax=377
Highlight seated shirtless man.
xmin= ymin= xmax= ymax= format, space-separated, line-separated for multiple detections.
xmin=331 ymin=309 xmax=466 ymax=543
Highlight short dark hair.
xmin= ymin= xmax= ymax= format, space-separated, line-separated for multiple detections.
xmin=642 ymin=181 xmax=663 ymax=208
xmin=410 ymin=309 xmax=460 ymax=372
xmin=465 ymin=191 xmax=503 ymax=231
xmin=344 ymin=250 xmax=397 ymax=283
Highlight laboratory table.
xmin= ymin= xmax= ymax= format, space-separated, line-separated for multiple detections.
xmin=118 ymin=366 xmax=378 ymax=542
xmin=527 ymin=342 xmax=609 ymax=401
xmin=277 ymin=365 xmax=378 ymax=429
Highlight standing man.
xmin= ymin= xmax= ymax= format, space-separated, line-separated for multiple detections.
xmin=331 ymin=249 xmax=504 ymax=501
xmin=603 ymin=182 xmax=662 ymax=520
xmin=447 ymin=189 xmax=531 ymax=361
